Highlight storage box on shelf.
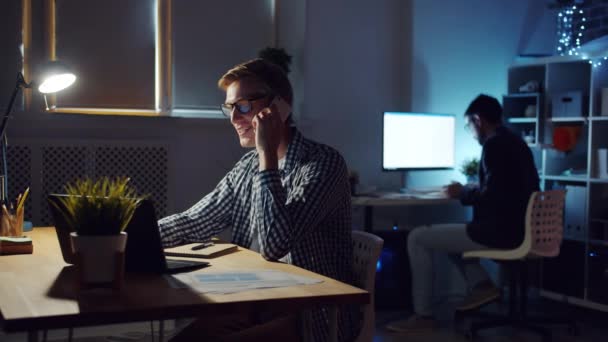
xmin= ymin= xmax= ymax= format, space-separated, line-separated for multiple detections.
xmin=552 ymin=91 xmax=586 ymax=118
xmin=507 ymin=54 xmax=608 ymax=312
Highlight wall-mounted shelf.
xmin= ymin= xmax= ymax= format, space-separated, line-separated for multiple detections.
xmin=548 ymin=117 xmax=587 ymax=123
xmin=504 ymin=92 xmax=542 ymax=99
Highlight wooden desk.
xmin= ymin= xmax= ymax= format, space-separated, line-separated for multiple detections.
xmin=0 ymin=228 xmax=368 ymax=342
xmin=352 ymin=194 xmax=458 ymax=232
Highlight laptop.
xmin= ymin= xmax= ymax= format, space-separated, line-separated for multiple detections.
xmin=48 ymin=195 xmax=209 ymax=274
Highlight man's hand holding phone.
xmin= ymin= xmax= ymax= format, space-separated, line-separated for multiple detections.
xmin=253 ymin=96 xmax=291 ymax=170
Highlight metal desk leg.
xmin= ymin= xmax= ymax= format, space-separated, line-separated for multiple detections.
xmin=364 ymin=206 xmax=373 ymax=233
xmin=158 ymin=320 xmax=165 ymax=342
xmin=27 ymin=330 xmax=39 ymax=342
xmin=329 ymin=306 xmax=338 ymax=342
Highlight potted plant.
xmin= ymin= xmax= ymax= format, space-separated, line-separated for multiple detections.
xmin=460 ymin=158 xmax=480 ymax=184
xmin=50 ymin=176 xmax=143 ymax=289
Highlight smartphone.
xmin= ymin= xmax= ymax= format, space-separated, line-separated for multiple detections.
xmin=270 ymin=96 xmax=292 ymax=122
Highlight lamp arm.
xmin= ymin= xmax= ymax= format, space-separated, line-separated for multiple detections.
xmin=0 ymin=72 xmax=31 ymax=202
xmin=0 ymin=72 xmax=31 ymax=140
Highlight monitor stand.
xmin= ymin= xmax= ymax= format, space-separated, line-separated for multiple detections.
xmin=399 ymin=171 xmax=408 ymax=194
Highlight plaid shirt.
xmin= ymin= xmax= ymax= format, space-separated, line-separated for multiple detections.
xmin=159 ymin=129 xmax=359 ymax=341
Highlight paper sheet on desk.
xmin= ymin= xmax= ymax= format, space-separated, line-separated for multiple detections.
xmin=165 ymin=270 xmax=323 ymax=294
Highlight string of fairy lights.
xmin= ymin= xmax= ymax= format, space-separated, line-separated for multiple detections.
xmin=556 ymin=5 xmax=582 ymax=56
xmin=556 ymin=4 xmax=606 ymax=68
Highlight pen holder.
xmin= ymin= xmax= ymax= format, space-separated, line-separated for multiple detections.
xmin=0 ymin=207 xmax=24 ymax=237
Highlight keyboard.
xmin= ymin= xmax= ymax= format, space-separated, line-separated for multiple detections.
xmin=380 ymin=190 xmax=446 ymax=199
xmin=409 ymin=191 xmax=446 ymax=199
xmin=405 ymin=186 xmax=445 ymax=194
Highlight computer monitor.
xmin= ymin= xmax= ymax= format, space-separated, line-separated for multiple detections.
xmin=382 ymin=112 xmax=455 ymax=170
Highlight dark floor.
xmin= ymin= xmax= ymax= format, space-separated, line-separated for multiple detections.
xmin=2 ymin=297 xmax=606 ymax=341
xmin=375 ymin=297 xmax=606 ymax=342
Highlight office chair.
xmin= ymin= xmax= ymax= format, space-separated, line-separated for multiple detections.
xmin=455 ymin=190 xmax=578 ymax=341
xmin=351 ymin=230 xmax=384 ymax=342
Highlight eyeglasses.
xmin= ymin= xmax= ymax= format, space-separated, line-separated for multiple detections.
xmin=464 ymin=115 xmax=478 ymax=132
xmin=464 ymin=120 xmax=474 ymax=132
xmin=220 ymin=94 xmax=269 ymax=118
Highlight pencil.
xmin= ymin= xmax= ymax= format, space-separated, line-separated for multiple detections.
xmin=17 ymin=187 xmax=29 ymax=211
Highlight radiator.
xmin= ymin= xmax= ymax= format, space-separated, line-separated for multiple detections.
xmin=2 ymin=143 xmax=169 ymax=226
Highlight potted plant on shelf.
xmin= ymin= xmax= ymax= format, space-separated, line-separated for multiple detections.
xmin=460 ymin=158 xmax=480 ymax=184
xmin=50 ymin=176 xmax=143 ymax=290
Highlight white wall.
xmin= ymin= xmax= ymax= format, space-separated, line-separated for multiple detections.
xmin=301 ymin=0 xmax=410 ymax=191
xmin=301 ymin=0 xmax=555 ymax=190
xmin=408 ymin=0 xmax=555 ymax=186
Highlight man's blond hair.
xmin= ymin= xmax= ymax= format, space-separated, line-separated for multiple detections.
xmin=218 ymin=58 xmax=293 ymax=105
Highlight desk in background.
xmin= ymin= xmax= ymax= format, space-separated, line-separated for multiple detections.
xmin=352 ymin=193 xmax=458 ymax=232
xmin=353 ymin=193 xmax=462 ymax=310
xmin=0 ymin=227 xmax=368 ymax=342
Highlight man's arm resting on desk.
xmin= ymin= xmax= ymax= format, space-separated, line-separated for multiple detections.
xmin=159 ymin=172 xmax=236 ymax=247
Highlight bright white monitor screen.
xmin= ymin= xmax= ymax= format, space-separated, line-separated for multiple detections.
xmin=383 ymin=112 xmax=455 ymax=170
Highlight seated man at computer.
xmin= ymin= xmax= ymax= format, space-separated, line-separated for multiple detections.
xmin=386 ymin=94 xmax=540 ymax=333
xmin=158 ymin=58 xmax=358 ymax=341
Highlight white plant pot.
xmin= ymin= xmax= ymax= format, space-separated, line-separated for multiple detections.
xmin=70 ymin=232 xmax=127 ymax=287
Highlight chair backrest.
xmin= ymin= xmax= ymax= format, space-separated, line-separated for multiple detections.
xmin=523 ymin=190 xmax=566 ymax=258
xmin=351 ymin=230 xmax=384 ymax=342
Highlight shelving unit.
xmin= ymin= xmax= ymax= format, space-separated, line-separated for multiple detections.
xmin=503 ymin=90 xmax=542 ymax=145
xmin=506 ymin=55 xmax=608 ymax=312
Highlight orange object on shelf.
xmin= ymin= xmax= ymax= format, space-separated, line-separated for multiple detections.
xmin=553 ymin=126 xmax=582 ymax=152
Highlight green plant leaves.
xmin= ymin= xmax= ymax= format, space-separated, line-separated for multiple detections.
xmin=50 ymin=176 xmax=144 ymax=236
xmin=460 ymin=158 xmax=480 ymax=177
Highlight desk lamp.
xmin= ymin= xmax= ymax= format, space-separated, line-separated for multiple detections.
xmin=1 ymin=61 xmax=76 ymax=202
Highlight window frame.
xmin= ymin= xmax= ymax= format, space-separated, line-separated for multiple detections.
xmin=37 ymin=0 xmax=278 ymax=118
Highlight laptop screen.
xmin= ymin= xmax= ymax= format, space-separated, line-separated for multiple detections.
xmin=123 ymin=199 xmax=169 ymax=273
xmin=124 ymin=200 xmax=209 ymax=273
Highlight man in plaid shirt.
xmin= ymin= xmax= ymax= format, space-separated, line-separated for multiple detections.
xmin=159 ymin=58 xmax=358 ymax=341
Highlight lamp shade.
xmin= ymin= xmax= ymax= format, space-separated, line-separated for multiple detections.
xmin=37 ymin=61 xmax=76 ymax=94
